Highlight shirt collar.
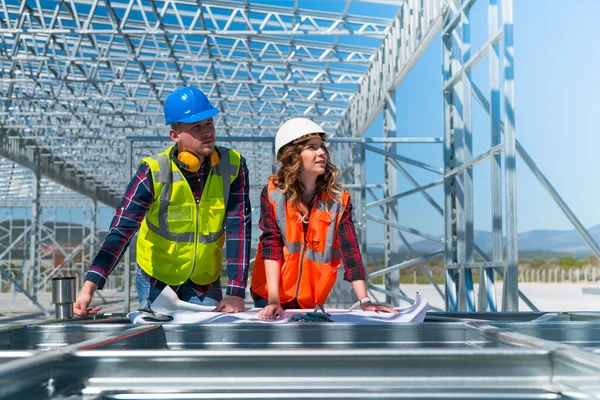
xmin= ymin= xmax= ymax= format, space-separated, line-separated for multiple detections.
xmin=305 ymin=187 xmax=323 ymax=207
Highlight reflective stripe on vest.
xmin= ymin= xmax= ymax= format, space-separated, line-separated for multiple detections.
xmin=269 ymin=187 xmax=343 ymax=264
xmin=136 ymin=145 xmax=241 ymax=286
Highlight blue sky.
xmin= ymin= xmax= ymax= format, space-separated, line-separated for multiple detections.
xmin=361 ymin=0 xmax=600 ymax=244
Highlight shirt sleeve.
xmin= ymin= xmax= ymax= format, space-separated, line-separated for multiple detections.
xmin=85 ymin=162 xmax=154 ymax=289
xmin=224 ymin=156 xmax=252 ymax=298
xmin=337 ymin=197 xmax=366 ymax=282
xmin=259 ymin=185 xmax=284 ymax=261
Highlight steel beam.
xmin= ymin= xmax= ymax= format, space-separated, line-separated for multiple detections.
xmin=0 ymin=130 xmax=120 ymax=208
xmin=335 ymin=0 xmax=445 ymax=138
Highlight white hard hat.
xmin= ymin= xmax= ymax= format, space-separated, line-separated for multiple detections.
xmin=274 ymin=118 xmax=328 ymax=161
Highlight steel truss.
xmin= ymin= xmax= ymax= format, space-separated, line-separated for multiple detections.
xmin=0 ymin=0 xmax=398 ymax=310
xmin=0 ymin=166 xmax=114 ymax=314
xmin=1 ymin=0 xmax=599 ymax=314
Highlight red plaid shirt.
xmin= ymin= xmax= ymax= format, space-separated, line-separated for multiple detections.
xmin=259 ymin=185 xmax=365 ymax=282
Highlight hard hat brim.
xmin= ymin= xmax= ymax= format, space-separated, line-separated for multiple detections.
xmin=277 ymin=131 xmax=328 ymax=161
xmin=165 ymin=107 xmax=220 ymax=125
xmin=292 ymin=132 xmax=328 ymax=144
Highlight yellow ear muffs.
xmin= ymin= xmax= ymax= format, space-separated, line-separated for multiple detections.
xmin=177 ymin=151 xmax=201 ymax=173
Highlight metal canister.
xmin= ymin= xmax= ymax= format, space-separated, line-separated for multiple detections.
xmin=51 ymin=277 xmax=75 ymax=319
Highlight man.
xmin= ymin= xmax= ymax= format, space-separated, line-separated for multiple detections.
xmin=74 ymin=86 xmax=251 ymax=316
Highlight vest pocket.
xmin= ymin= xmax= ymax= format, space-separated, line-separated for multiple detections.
xmin=140 ymin=228 xmax=177 ymax=260
xmin=313 ymin=261 xmax=340 ymax=305
xmin=200 ymin=197 xmax=226 ymax=235
xmin=209 ymin=197 xmax=225 ymax=209
xmin=307 ymin=213 xmax=331 ymax=253
xmin=167 ymin=205 xmax=194 ymax=232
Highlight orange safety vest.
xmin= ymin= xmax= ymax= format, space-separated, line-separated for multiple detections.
xmin=251 ymin=179 xmax=351 ymax=309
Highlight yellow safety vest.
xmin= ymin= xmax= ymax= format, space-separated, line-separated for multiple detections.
xmin=136 ymin=145 xmax=241 ymax=286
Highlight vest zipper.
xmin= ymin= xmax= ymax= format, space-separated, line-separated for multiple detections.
xmin=189 ymin=198 xmax=200 ymax=280
xmin=294 ymin=205 xmax=311 ymax=301
xmin=294 ymin=235 xmax=308 ymax=302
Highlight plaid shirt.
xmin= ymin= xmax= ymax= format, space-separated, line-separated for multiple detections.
xmin=85 ymin=146 xmax=252 ymax=298
xmin=259 ymin=185 xmax=365 ymax=282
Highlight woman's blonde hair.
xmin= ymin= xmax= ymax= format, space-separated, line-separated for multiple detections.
xmin=271 ymin=136 xmax=342 ymax=222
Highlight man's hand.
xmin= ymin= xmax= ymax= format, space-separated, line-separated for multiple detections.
xmin=213 ymin=295 xmax=245 ymax=313
xmin=73 ymin=281 xmax=102 ymax=317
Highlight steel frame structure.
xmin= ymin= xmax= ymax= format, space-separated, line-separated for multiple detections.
xmin=1 ymin=0 xmax=599 ymax=315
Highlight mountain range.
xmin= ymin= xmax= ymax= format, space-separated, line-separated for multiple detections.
xmin=2 ymin=220 xmax=600 ymax=258
xmin=389 ymin=225 xmax=600 ymax=256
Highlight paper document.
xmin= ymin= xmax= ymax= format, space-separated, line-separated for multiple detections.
xmin=128 ymin=286 xmax=429 ymax=324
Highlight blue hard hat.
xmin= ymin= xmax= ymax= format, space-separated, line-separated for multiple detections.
xmin=164 ymin=86 xmax=220 ymax=125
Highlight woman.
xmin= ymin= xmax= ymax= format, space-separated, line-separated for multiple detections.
xmin=251 ymin=118 xmax=397 ymax=319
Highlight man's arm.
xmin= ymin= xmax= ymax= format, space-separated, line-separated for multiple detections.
xmin=74 ymin=163 xmax=155 ymax=316
xmin=214 ymin=156 xmax=251 ymax=312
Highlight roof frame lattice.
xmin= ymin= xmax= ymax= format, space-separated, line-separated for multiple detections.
xmin=0 ymin=0 xmax=401 ymax=205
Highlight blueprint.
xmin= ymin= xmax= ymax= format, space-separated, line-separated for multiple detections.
xmin=128 ymin=286 xmax=429 ymax=324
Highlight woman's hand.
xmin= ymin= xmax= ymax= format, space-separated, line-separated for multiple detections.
xmin=257 ymin=303 xmax=284 ymax=320
xmin=360 ymin=301 xmax=398 ymax=313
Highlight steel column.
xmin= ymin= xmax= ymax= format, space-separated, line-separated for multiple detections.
xmin=457 ymin=6 xmax=476 ymax=312
xmin=442 ymin=23 xmax=458 ymax=312
xmin=123 ymin=140 xmax=134 ymax=313
xmin=91 ymin=199 xmax=97 ymax=274
xmin=483 ymin=0 xmax=501 ymax=313
xmin=501 ymin=0 xmax=518 ymax=311
xmin=29 ymin=168 xmax=41 ymax=301
xmin=383 ymin=91 xmax=400 ymax=306
xmin=352 ymin=143 xmax=368 ymax=269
